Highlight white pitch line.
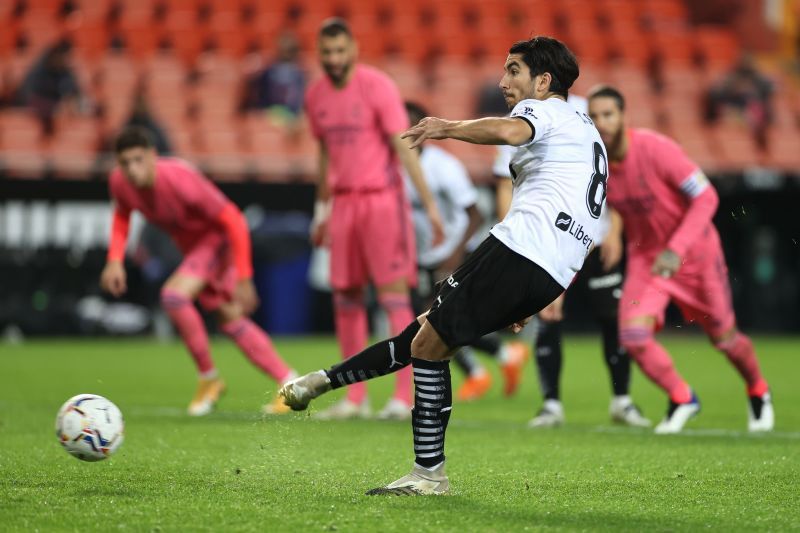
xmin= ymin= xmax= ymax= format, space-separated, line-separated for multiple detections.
xmin=123 ymin=406 xmax=800 ymax=439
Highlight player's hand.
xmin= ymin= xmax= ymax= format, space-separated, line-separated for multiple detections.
xmin=508 ymin=315 xmax=533 ymax=334
xmin=599 ymin=232 xmax=623 ymax=272
xmin=100 ymin=261 xmax=127 ymax=297
xmin=538 ymin=293 xmax=565 ymax=322
xmin=401 ymin=117 xmax=452 ymax=149
xmin=310 ymin=200 xmax=330 ymax=247
xmin=651 ymin=249 xmax=681 ymax=279
xmin=310 ymin=217 xmax=328 ymax=247
xmin=427 ymin=204 xmax=446 ymax=247
xmin=235 ymin=279 xmax=260 ymax=315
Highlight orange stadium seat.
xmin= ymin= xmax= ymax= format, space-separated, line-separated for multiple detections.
xmin=767 ymin=130 xmax=800 ymax=170
xmin=671 ymin=127 xmax=719 ymax=171
xmin=48 ymin=116 xmax=100 ymax=179
xmin=711 ymin=125 xmax=763 ymax=170
xmin=18 ymin=12 xmax=63 ymax=56
xmin=0 ymin=110 xmax=44 ymax=151
xmin=651 ymin=29 xmax=695 ymax=67
xmin=608 ymin=31 xmax=652 ymax=68
xmin=694 ymin=26 xmax=741 ymax=73
xmin=0 ymin=109 xmax=48 ymax=178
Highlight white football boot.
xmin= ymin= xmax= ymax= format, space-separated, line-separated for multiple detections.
xmin=278 ymin=370 xmax=331 ymax=411
xmin=527 ymin=399 xmax=565 ymax=428
xmin=366 ymin=462 xmax=450 ymax=496
xmin=609 ymin=396 xmax=652 ymax=427
xmin=313 ymin=398 xmax=371 ymax=420
xmin=747 ymin=392 xmax=774 ymax=433
xmin=376 ymin=398 xmax=412 ymax=421
xmin=654 ymin=393 xmax=701 ymax=434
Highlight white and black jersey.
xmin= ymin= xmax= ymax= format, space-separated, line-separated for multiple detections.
xmin=490 ymin=97 xmax=609 ymax=288
xmin=492 ymin=95 xmax=610 ymax=246
xmin=404 ymin=145 xmax=478 ymax=268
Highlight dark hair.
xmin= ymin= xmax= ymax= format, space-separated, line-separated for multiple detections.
xmin=508 ymin=37 xmax=579 ymax=98
xmin=319 ymin=17 xmax=352 ymax=39
xmin=587 ymin=84 xmax=626 ymax=111
xmin=114 ymin=126 xmax=155 ymax=154
xmin=405 ymin=101 xmax=429 ymax=126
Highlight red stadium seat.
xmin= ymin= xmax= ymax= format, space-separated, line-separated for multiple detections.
xmin=0 ymin=110 xmax=45 ymax=151
xmin=711 ymin=125 xmax=763 ymax=170
xmin=694 ymin=26 xmax=741 ymax=73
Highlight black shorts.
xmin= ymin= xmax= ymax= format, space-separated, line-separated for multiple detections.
xmin=573 ymin=246 xmax=623 ymax=320
xmin=425 ymin=235 xmax=564 ymax=349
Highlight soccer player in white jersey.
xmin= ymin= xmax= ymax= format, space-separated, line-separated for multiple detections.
xmin=494 ymin=109 xmax=650 ymax=428
xmin=280 ymin=36 xmax=606 ymax=495
xmin=403 ymin=101 xmax=530 ymax=405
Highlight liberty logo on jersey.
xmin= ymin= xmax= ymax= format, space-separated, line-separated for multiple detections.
xmin=555 ymin=212 xmax=572 ymax=231
xmin=555 ymin=211 xmax=594 ymax=250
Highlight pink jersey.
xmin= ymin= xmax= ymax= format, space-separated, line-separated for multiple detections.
xmin=607 ymin=128 xmax=717 ymax=258
xmin=305 ymin=64 xmax=409 ymax=192
xmin=109 ymin=158 xmax=230 ymax=253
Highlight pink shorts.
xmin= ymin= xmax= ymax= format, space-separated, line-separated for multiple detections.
xmin=619 ymin=241 xmax=736 ymax=337
xmin=177 ymin=232 xmax=237 ymax=311
xmin=328 ymin=188 xmax=417 ymax=290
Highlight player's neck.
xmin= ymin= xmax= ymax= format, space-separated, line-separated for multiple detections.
xmin=609 ymin=129 xmax=630 ymax=162
xmin=330 ymin=64 xmax=356 ymax=89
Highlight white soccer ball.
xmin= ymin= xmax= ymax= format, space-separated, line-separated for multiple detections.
xmin=55 ymin=394 xmax=124 ymax=462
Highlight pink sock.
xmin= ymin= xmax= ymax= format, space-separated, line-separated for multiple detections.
xmin=621 ymin=327 xmax=692 ymax=404
xmin=378 ymin=293 xmax=415 ymax=405
xmin=715 ymin=333 xmax=768 ymax=396
xmin=161 ymin=288 xmax=214 ymax=375
xmin=334 ymin=291 xmax=369 ymax=404
xmin=220 ymin=318 xmax=292 ymax=383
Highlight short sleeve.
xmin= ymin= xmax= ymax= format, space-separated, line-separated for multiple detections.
xmin=509 ymin=99 xmax=552 ymax=146
xmin=371 ymin=73 xmax=409 ymax=136
xmin=492 ymin=144 xmax=516 ymax=179
xmin=650 ymin=134 xmax=705 ymax=196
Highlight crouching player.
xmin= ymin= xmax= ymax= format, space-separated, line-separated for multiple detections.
xmin=100 ymin=127 xmax=297 ymax=416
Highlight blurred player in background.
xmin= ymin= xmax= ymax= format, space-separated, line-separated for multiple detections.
xmin=588 ymin=85 xmax=774 ymax=434
xmin=101 ymin=127 xmax=297 ymax=416
xmin=493 ymin=101 xmax=650 ymax=428
xmin=305 ymin=19 xmax=444 ymax=420
xmin=404 ymin=101 xmax=529 ymax=404
xmin=282 ymin=37 xmax=606 ymax=495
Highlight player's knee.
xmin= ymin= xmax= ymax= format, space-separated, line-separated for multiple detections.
xmin=411 ymin=324 xmax=449 ymax=361
xmin=333 ymin=288 xmax=364 ymax=311
xmin=619 ymin=326 xmax=654 ymax=358
xmin=710 ymin=326 xmax=739 ymax=350
xmin=160 ymin=286 xmax=191 ymax=308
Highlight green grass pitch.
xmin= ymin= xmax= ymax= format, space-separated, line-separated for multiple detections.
xmin=1 ymin=335 xmax=798 ymax=531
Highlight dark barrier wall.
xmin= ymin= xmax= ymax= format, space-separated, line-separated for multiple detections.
xmin=1 ymin=177 xmax=798 ymax=334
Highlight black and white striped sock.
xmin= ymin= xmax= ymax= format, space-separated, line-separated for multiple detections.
xmin=411 ymin=357 xmax=452 ymax=469
xmin=325 ymin=320 xmax=420 ymax=389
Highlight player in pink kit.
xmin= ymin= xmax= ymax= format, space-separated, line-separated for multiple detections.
xmin=305 ymin=19 xmax=444 ymax=420
xmin=587 ymin=86 xmax=774 ymax=434
xmin=100 ymin=127 xmax=297 ymax=416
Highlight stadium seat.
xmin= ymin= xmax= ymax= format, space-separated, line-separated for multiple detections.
xmin=0 ymin=109 xmax=45 ymax=151
xmin=671 ymin=127 xmax=719 ymax=171
xmin=711 ymin=125 xmax=763 ymax=170
xmin=0 ymin=109 xmax=48 ymax=178
xmin=694 ymin=26 xmax=741 ymax=73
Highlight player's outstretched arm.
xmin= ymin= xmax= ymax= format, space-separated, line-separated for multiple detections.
xmin=100 ymin=206 xmax=130 ymax=297
xmin=401 ymin=116 xmax=533 ymax=148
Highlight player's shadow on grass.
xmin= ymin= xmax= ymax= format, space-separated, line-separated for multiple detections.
xmin=390 ymin=494 xmax=705 ymax=531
